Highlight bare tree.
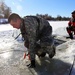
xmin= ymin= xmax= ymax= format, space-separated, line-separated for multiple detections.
xmin=4 ymin=7 xmax=11 ymax=18
xmin=0 ymin=1 xmax=11 ymax=18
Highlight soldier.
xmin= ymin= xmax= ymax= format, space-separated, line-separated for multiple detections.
xmin=8 ymin=13 xmax=56 ymax=68
xmin=66 ymin=10 xmax=75 ymax=39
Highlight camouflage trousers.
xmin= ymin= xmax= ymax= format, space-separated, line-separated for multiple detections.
xmin=29 ymin=42 xmax=55 ymax=60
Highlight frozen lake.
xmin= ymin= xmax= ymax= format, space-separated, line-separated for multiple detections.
xmin=0 ymin=21 xmax=75 ymax=75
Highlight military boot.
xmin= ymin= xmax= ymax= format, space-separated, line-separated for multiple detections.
xmin=69 ymin=33 xmax=73 ymax=39
xmin=39 ymin=52 xmax=46 ymax=58
xmin=27 ymin=60 xmax=35 ymax=68
xmin=66 ymin=33 xmax=73 ymax=39
xmin=36 ymin=50 xmax=46 ymax=58
xmin=49 ymin=46 xmax=56 ymax=58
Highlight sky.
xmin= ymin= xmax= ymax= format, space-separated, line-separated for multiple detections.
xmin=3 ymin=0 xmax=75 ymax=17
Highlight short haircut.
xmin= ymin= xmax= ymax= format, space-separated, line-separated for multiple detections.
xmin=71 ymin=10 xmax=75 ymax=14
xmin=8 ymin=13 xmax=21 ymax=23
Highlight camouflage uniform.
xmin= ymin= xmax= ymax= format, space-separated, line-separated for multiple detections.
xmin=20 ymin=16 xmax=55 ymax=60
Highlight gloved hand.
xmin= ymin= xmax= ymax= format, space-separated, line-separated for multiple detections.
xmin=69 ymin=26 xmax=74 ymax=30
xmin=24 ymin=40 xmax=29 ymax=48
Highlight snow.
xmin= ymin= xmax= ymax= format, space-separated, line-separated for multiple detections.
xmin=0 ymin=24 xmax=14 ymax=31
xmin=0 ymin=21 xmax=75 ymax=75
xmin=49 ymin=21 xmax=69 ymax=36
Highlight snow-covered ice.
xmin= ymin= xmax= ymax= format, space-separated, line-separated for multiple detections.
xmin=0 ymin=21 xmax=75 ymax=75
xmin=50 ymin=21 xmax=69 ymax=36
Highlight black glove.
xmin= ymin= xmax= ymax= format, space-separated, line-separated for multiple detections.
xmin=24 ymin=40 xmax=29 ymax=48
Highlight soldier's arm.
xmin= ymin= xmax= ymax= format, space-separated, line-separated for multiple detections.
xmin=68 ymin=21 xmax=71 ymax=27
xmin=24 ymin=17 xmax=37 ymax=51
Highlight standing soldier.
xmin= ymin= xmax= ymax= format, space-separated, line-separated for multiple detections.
xmin=8 ymin=13 xmax=56 ymax=68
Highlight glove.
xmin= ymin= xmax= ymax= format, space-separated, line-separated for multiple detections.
xmin=24 ymin=40 xmax=29 ymax=48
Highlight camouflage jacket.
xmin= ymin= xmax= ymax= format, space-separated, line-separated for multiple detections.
xmin=20 ymin=16 xmax=53 ymax=49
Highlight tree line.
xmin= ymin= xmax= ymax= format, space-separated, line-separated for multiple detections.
xmin=0 ymin=1 xmax=70 ymax=21
xmin=36 ymin=14 xmax=70 ymax=21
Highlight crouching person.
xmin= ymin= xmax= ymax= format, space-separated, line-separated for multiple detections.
xmin=8 ymin=13 xmax=56 ymax=68
xmin=66 ymin=10 xmax=75 ymax=39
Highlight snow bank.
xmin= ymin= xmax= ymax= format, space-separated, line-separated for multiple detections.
xmin=49 ymin=21 xmax=69 ymax=36
xmin=0 ymin=24 xmax=14 ymax=31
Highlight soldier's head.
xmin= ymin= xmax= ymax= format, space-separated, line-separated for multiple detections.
xmin=8 ymin=13 xmax=22 ymax=29
xmin=71 ymin=10 xmax=75 ymax=19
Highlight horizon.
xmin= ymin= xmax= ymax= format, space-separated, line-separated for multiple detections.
xmin=4 ymin=0 xmax=75 ymax=17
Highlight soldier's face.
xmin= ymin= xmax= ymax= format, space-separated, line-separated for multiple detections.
xmin=10 ymin=19 xmax=21 ymax=29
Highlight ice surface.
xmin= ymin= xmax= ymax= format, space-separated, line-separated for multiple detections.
xmin=0 ymin=21 xmax=75 ymax=75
